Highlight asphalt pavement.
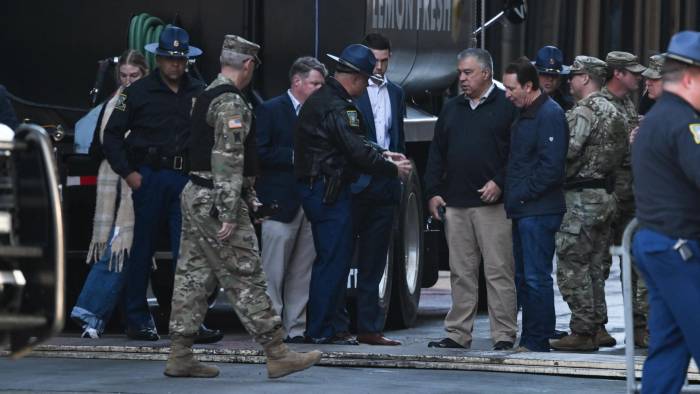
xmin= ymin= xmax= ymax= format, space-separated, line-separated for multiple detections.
xmin=0 ymin=357 xmax=625 ymax=394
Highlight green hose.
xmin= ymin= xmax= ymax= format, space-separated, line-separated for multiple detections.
xmin=128 ymin=13 xmax=165 ymax=70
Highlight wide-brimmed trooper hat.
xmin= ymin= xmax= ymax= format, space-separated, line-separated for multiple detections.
xmin=666 ymin=30 xmax=700 ymax=67
xmin=145 ymin=25 xmax=202 ymax=58
xmin=327 ymin=44 xmax=383 ymax=84
xmin=533 ymin=46 xmax=570 ymax=75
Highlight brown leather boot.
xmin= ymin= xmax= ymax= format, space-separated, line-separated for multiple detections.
xmin=164 ymin=334 xmax=220 ymax=378
xmin=550 ymin=333 xmax=598 ymax=351
xmin=634 ymin=327 xmax=649 ymax=349
xmin=264 ymin=338 xmax=322 ymax=379
xmin=595 ymin=326 xmax=617 ymax=347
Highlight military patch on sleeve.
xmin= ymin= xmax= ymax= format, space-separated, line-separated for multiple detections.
xmin=346 ymin=110 xmax=360 ymax=127
xmin=689 ymin=124 xmax=700 ymax=144
xmin=227 ymin=116 xmax=243 ymax=129
xmin=115 ymin=93 xmax=127 ymax=111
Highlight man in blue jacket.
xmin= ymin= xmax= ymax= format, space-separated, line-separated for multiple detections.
xmin=256 ymin=57 xmax=327 ymax=343
xmin=502 ymin=57 xmax=569 ymax=352
xmin=338 ymin=33 xmax=406 ymax=346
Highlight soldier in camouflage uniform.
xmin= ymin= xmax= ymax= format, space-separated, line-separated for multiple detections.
xmin=164 ymin=35 xmax=322 ymax=379
xmin=600 ymin=51 xmax=647 ymax=348
xmin=618 ymin=54 xmax=665 ymax=348
xmin=550 ymin=56 xmax=627 ymax=351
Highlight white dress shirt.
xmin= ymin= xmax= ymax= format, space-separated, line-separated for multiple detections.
xmin=366 ymin=78 xmax=392 ymax=150
xmin=468 ymin=82 xmax=495 ymax=110
xmin=287 ymin=89 xmax=302 ymax=115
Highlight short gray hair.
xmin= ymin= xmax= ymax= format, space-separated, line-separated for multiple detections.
xmin=457 ymin=48 xmax=493 ymax=76
xmin=220 ymin=51 xmax=252 ymax=69
xmin=289 ymin=56 xmax=328 ymax=83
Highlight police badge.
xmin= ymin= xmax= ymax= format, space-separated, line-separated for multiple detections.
xmin=346 ymin=110 xmax=359 ymax=127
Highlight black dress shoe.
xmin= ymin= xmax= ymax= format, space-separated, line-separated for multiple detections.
xmin=283 ymin=336 xmax=306 ymax=344
xmin=427 ymin=338 xmax=466 ymax=349
xmin=126 ymin=327 xmax=160 ymax=341
xmin=194 ymin=324 xmax=223 ymax=344
xmin=493 ymin=341 xmax=514 ymax=350
xmin=550 ymin=330 xmax=569 ymax=340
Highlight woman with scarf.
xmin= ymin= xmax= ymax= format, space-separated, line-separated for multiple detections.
xmin=71 ymin=50 xmax=148 ymax=338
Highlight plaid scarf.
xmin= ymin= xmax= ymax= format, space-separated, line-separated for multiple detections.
xmin=86 ymin=88 xmax=134 ymax=271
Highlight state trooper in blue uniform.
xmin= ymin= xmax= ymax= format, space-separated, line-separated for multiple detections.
xmin=631 ymin=30 xmax=700 ymax=394
xmin=102 ymin=26 xmax=220 ymax=343
xmin=294 ymin=44 xmax=411 ymax=344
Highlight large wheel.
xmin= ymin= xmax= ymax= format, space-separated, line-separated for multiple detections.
xmin=386 ymin=162 xmax=423 ymax=329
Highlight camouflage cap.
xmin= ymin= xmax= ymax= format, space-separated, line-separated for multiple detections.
xmin=606 ymin=51 xmax=646 ymax=73
xmin=642 ymin=54 xmax=665 ymax=79
xmin=568 ymin=55 xmax=608 ymax=79
xmin=221 ymin=34 xmax=261 ymax=64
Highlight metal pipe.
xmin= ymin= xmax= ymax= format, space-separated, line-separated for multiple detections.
xmin=480 ymin=0 xmax=486 ymax=48
xmin=615 ymin=218 xmax=639 ymax=393
xmin=314 ymin=0 xmax=320 ymax=58
xmin=473 ymin=11 xmax=504 ymax=35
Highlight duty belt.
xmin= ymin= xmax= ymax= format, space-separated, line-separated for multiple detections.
xmin=563 ymin=176 xmax=615 ymax=193
xmin=143 ymin=147 xmax=188 ymax=172
xmin=190 ymin=174 xmax=214 ymax=189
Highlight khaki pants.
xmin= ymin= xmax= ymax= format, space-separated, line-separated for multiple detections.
xmin=261 ymin=208 xmax=316 ymax=338
xmin=444 ymin=204 xmax=517 ymax=346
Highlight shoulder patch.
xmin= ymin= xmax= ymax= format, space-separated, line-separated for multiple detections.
xmin=227 ymin=116 xmax=243 ymax=129
xmin=689 ymin=123 xmax=700 ymax=144
xmin=115 ymin=93 xmax=127 ymax=111
xmin=346 ymin=110 xmax=360 ymax=127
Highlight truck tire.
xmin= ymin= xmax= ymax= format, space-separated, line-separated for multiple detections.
xmin=386 ymin=162 xmax=423 ymax=329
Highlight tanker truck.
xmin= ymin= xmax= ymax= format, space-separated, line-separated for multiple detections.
xmin=0 ymin=0 xmax=526 ymax=330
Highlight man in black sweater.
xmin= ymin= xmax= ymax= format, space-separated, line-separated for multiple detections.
xmin=425 ymin=48 xmax=518 ymax=350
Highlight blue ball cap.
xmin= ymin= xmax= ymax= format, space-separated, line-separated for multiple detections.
xmin=327 ymin=44 xmax=382 ymax=84
xmin=533 ymin=45 xmax=570 ymax=75
xmin=666 ymin=30 xmax=700 ymax=66
xmin=145 ymin=25 xmax=202 ymax=58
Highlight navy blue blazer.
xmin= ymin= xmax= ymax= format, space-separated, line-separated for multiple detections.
xmin=352 ymin=80 xmax=406 ymax=196
xmin=255 ymin=93 xmax=300 ymax=223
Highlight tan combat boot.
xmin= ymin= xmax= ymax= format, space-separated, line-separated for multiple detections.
xmin=164 ymin=334 xmax=220 ymax=378
xmin=595 ymin=325 xmax=617 ymax=347
xmin=550 ymin=333 xmax=598 ymax=351
xmin=264 ymin=339 xmax=322 ymax=379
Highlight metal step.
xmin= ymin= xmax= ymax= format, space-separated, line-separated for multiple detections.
xmin=0 ymin=246 xmax=44 ymax=258
xmin=0 ymin=314 xmax=47 ymax=330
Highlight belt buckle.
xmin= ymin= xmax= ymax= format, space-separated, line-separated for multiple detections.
xmin=173 ymin=156 xmax=183 ymax=170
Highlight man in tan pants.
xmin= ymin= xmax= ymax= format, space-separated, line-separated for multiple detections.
xmin=424 ymin=48 xmax=518 ymax=350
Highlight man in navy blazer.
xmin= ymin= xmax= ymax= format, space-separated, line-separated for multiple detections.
xmin=339 ymin=33 xmax=406 ymax=346
xmin=256 ymin=57 xmax=327 ymax=342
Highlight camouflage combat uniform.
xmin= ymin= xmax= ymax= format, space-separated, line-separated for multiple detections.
xmin=556 ymin=88 xmax=627 ymax=336
xmin=169 ymin=74 xmax=283 ymax=345
xmin=600 ymin=85 xmax=648 ymax=330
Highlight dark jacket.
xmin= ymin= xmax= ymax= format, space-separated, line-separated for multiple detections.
xmin=504 ymin=93 xmax=568 ymax=219
xmin=294 ymin=77 xmax=397 ymax=181
xmin=255 ymin=92 xmax=300 ymax=223
xmin=102 ymin=70 xmax=205 ymax=178
xmin=352 ymin=80 xmax=406 ymax=200
xmin=633 ymin=92 xmax=700 ymax=239
xmin=0 ymin=85 xmax=19 ymax=129
xmin=424 ymin=86 xmax=517 ymax=207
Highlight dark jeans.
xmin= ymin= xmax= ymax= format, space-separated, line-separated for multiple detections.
xmin=297 ymin=179 xmax=353 ymax=339
xmin=633 ymin=228 xmax=700 ymax=394
xmin=513 ymin=214 xmax=563 ymax=352
xmin=126 ymin=165 xmax=188 ymax=330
